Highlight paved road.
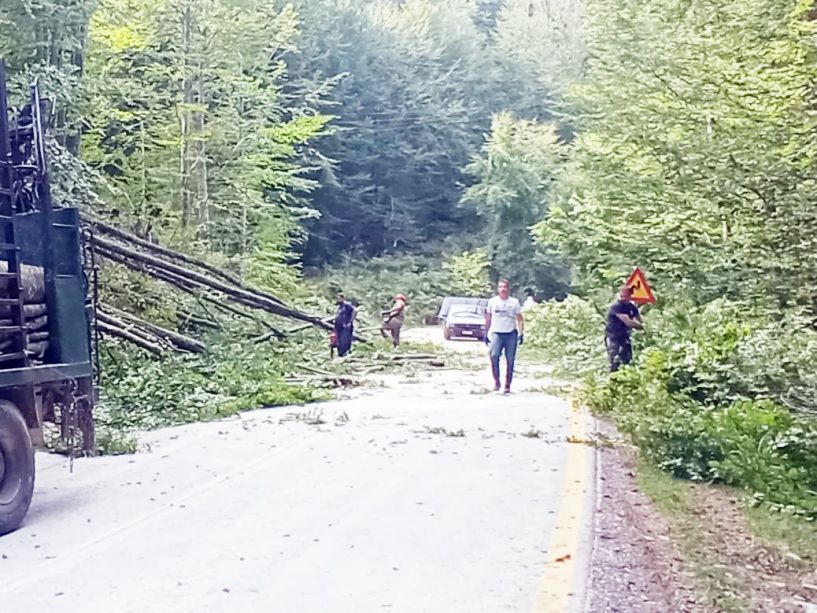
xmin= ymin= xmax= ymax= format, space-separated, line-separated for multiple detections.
xmin=0 ymin=333 xmax=594 ymax=613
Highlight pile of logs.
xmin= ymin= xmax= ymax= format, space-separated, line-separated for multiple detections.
xmin=0 ymin=260 xmax=50 ymax=361
xmin=84 ymin=217 xmax=338 ymax=354
xmin=96 ymin=304 xmax=205 ymax=356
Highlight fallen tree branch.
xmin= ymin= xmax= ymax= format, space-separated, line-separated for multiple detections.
xmin=100 ymin=304 xmax=205 ymax=353
xmin=95 ymin=239 xmax=315 ymax=320
xmin=285 ymin=317 xmax=335 ymax=335
xmin=96 ymin=319 xmax=164 ymax=355
xmin=96 ymin=241 xmax=349 ymax=337
xmin=86 ymin=217 xmax=289 ymax=308
xmin=177 ymin=309 xmax=221 ymax=330
xmin=86 ymin=217 xmax=244 ymax=286
xmin=96 ymin=311 xmax=165 ymax=346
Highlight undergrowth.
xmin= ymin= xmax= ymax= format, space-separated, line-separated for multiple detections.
xmin=307 ymin=252 xmax=491 ymax=326
xmin=527 ymin=296 xmax=817 ymax=518
xmin=95 ymin=334 xmax=330 ymax=453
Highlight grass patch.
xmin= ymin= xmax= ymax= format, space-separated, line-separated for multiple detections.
xmin=635 ymin=461 xmax=748 ymax=613
xmin=744 ymin=506 xmax=817 ymax=568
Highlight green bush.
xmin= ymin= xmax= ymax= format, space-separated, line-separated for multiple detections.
xmin=530 ymin=295 xmax=817 ymax=516
xmin=524 ymin=295 xmax=608 ymax=376
xmin=583 ymin=351 xmax=817 ymax=516
xmin=642 ymin=299 xmax=817 ymax=413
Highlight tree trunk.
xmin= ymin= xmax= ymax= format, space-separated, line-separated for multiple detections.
xmin=96 ymin=320 xmax=164 ymax=355
xmin=180 ymin=3 xmax=194 ymax=228
xmin=100 ymin=305 xmax=205 ymax=353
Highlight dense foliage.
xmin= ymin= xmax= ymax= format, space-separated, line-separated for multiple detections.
xmin=538 ymin=0 xmax=817 ymax=307
xmin=286 ymin=0 xmax=549 ymax=266
xmin=84 ymin=0 xmax=327 ymax=259
xmin=0 ymin=0 xmax=572 ymax=282
xmin=462 ymin=113 xmax=569 ymax=295
xmin=98 ymin=333 xmax=327 ymax=429
xmin=3 ymin=0 xmax=816 ymax=517
xmin=315 ymin=250 xmax=491 ymax=326
xmin=526 ymin=298 xmax=817 ymax=516
xmin=492 ymin=0 xmax=817 ymax=517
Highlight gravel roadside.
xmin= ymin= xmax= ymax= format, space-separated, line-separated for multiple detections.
xmin=587 ymin=421 xmax=710 ymax=612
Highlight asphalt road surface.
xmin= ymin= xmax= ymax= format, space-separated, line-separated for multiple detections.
xmin=0 ymin=330 xmax=594 ymax=613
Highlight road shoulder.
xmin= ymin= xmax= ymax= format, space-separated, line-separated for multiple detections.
xmin=587 ymin=418 xmax=817 ymax=613
xmin=587 ymin=420 xmax=708 ymax=612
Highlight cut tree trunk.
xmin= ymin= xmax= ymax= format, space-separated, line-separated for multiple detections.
xmin=96 ymin=320 xmax=163 ymax=356
xmin=0 ymin=261 xmax=44 ymax=302
xmin=86 ymin=217 xmax=257 ymax=296
xmin=94 ymin=237 xmax=334 ymax=331
xmin=100 ymin=305 xmax=205 ymax=353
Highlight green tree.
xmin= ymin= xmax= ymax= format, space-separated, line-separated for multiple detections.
xmin=82 ymin=0 xmax=328 ymax=284
xmin=538 ymin=0 xmax=817 ymax=310
xmin=443 ymin=249 xmax=492 ymax=295
xmin=463 ymin=113 xmax=569 ymax=296
xmin=495 ymin=0 xmax=584 ymax=101
xmin=0 ymin=0 xmax=97 ymax=152
xmin=285 ymin=0 xmax=531 ymax=264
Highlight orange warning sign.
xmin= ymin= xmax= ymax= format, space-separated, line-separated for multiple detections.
xmin=625 ymin=267 xmax=656 ymax=304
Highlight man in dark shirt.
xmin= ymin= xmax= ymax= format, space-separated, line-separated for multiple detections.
xmin=605 ymin=285 xmax=642 ymax=372
xmin=333 ymin=293 xmax=356 ymax=357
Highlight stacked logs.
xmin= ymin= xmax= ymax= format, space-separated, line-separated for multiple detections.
xmin=0 ymin=260 xmax=50 ymax=361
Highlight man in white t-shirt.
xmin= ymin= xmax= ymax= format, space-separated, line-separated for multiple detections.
xmin=484 ymin=279 xmax=525 ymax=394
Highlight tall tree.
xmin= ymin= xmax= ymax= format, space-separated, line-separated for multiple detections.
xmin=538 ymin=0 xmax=817 ymax=309
xmin=495 ymin=0 xmax=584 ymax=101
xmin=286 ymin=0 xmax=528 ymax=264
xmin=0 ymin=0 xmax=97 ymax=152
xmin=82 ymin=0 xmax=327 ymax=277
xmin=462 ymin=113 xmax=568 ymax=294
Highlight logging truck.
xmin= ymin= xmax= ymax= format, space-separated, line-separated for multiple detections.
xmin=0 ymin=60 xmax=95 ymax=535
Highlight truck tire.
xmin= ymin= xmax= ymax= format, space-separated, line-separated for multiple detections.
xmin=0 ymin=400 xmax=34 ymax=535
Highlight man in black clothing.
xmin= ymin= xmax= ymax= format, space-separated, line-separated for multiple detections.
xmin=333 ymin=293 xmax=356 ymax=357
xmin=605 ymin=285 xmax=643 ymax=372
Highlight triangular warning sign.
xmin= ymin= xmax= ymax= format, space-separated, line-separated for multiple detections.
xmin=625 ymin=267 xmax=656 ymax=304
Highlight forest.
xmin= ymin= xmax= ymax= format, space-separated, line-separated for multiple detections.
xmin=1 ymin=0 xmax=816 ymax=516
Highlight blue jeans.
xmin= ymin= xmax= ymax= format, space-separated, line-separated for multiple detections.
xmin=489 ymin=330 xmax=518 ymax=388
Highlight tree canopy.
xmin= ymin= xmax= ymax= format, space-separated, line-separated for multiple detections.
xmin=539 ymin=0 xmax=817 ymax=310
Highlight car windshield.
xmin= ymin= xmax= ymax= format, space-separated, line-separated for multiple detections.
xmin=450 ymin=306 xmax=481 ymax=316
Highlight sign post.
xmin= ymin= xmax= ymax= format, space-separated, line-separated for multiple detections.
xmin=625 ymin=267 xmax=656 ymax=304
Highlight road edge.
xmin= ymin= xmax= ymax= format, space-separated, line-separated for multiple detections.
xmin=532 ymin=399 xmax=596 ymax=613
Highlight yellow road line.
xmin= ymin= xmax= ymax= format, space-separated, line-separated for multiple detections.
xmin=533 ymin=399 xmax=592 ymax=613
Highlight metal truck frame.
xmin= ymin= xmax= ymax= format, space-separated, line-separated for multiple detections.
xmin=0 ymin=59 xmax=95 ymax=535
